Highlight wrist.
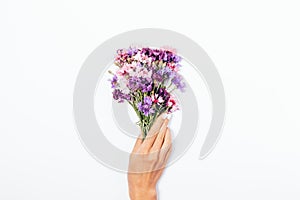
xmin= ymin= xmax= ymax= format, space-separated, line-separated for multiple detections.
xmin=129 ymin=187 xmax=157 ymax=200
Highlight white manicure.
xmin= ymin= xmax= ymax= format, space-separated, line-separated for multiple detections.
xmin=162 ymin=113 xmax=168 ymax=119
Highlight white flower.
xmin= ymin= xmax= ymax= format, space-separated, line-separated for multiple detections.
xmin=117 ymin=78 xmax=130 ymax=94
xmin=117 ymin=63 xmax=136 ymax=77
xmin=136 ymin=67 xmax=152 ymax=79
xmin=133 ymin=52 xmax=142 ymax=62
xmin=151 ymin=94 xmax=164 ymax=104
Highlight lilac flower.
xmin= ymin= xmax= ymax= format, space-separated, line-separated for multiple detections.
xmin=109 ymin=46 xmax=185 ymax=138
xmin=171 ymin=54 xmax=181 ymax=63
xmin=141 ymin=82 xmax=152 ymax=93
xmin=140 ymin=48 xmax=151 ymax=57
xmin=112 ymin=89 xmax=130 ymax=103
xmin=156 ymin=87 xmax=170 ymax=105
xmin=127 ymin=47 xmax=138 ymax=56
xmin=152 ymin=68 xmax=175 ymax=84
xmin=152 ymin=71 xmax=163 ymax=82
xmin=174 ymin=55 xmax=181 ymax=63
xmin=137 ymin=96 xmax=155 ymax=116
xmin=128 ymin=76 xmax=141 ymax=91
xmin=138 ymin=77 xmax=152 ymax=92
xmin=110 ymin=75 xmax=118 ymax=88
xmin=172 ymin=75 xmax=186 ymax=92
xmin=163 ymin=67 xmax=175 ymax=79
xmin=144 ymin=96 xmax=152 ymax=105
xmin=136 ymin=67 xmax=152 ymax=79
xmin=162 ymin=52 xmax=169 ymax=61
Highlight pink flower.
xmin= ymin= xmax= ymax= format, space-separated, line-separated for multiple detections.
xmin=116 ymin=63 xmax=136 ymax=76
xmin=137 ymin=67 xmax=152 ymax=79
xmin=167 ymin=63 xmax=179 ymax=72
xmin=160 ymin=46 xmax=177 ymax=53
xmin=167 ymin=96 xmax=179 ymax=112
xmin=151 ymin=93 xmax=164 ymax=104
xmin=133 ymin=52 xmax=142 ymax=61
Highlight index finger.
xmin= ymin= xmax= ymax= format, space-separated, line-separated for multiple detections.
xmin=147 ymin=113 xmax=168 ymax=137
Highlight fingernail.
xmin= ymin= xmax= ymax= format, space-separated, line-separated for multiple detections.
xmin=162 ymin=113 xmax=168 ymax=119
xmin=167 ymin=114 xmax=172 ymax=120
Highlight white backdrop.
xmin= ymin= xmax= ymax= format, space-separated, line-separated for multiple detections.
xmin=1 ymin=0 xmax=300 ymax=199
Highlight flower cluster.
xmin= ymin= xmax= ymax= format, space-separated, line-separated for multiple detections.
xmin=109 ymin=47 xmax=185 ymax=138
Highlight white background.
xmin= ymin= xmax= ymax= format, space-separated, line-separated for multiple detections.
xmin=1 ymin=0 xmax=300 ymax=199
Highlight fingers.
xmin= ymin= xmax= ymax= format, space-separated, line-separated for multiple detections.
xmin=129 ymin=120 xmax=173 ymax=173
xmin=132 ymin=134 xmax=143 ymax=153
xmin=138 ymin=114 xmax=168 ymax=153
xmin=163 ymin=140 xmax=172 ymax=162
xmin=162 ymin=127 xmax=172 ymax=150
xmin=159 ymin=128 xmax=172 ymax=165
xmin=147 ymin=113 xmax=167 ymax=137
xmin=151 ymin=119 xmax=169 ymax=152
xmin=152 ymin=128 xmax=172 ymax=171
xmin=140 ymin=118 xmax=169 ymax=153
xmin=139 ymin=131 xmax=158 ymax=153
xmin=135 ymin=113 xmax=170 ymax=154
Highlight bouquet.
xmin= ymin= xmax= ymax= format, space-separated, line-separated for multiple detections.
xmin=109 ymin=47 xmax=185 ymax=138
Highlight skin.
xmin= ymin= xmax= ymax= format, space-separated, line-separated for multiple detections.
xmin=128 ymin=114 xmax=172 ymax=200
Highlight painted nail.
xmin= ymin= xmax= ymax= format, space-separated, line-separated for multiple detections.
xmin=162 ymin=113 xmax=168 ymax=119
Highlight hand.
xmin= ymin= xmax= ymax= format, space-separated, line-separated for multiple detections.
xmin=128 ymin=114 xmax=172 ymax=200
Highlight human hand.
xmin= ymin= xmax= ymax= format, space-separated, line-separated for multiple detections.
xmin=128 ymin=114 xmax=172 ymax=200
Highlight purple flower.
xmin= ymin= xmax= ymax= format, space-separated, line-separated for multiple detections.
xmin=172 ymin=75 xmax=186 ymax=92
xmin=141 ymin=82 xmax=152 ymax=93
xmin=128 ymin=75 xmax=153 ymax=93
xmin=162 ymin=52 xmax=168 ymax=61
xmin=158 ymin=88 xmax=170 ymax=104
xmin=163 ymin=67 xmax=175 ymax=78
xmin=127 ymin=47 xmax=138 ymax=56
xmin=144 ymin=96 xmax=152 ymax=105
xmin=110 ymin=46 xmax=185 ymax=130
xmin=128 ymin=76 xmax=141 ymax=91
xmin=151 ymin=87 xmax=170 ymax=106
xmin=110 ymin=75 xmax=118 ymax=88
xmin=112 ymin=89 xmax=130 ymax=103
xmin=112 ymin=89 xmax=121 ymax=100
xmin=173 ymin=55 xmax=181 ymax=63
xmin=152 ymin=72 xmax=163 ymax=82
xmin=137 ymin=96 xmax=155 ymax=116
xmin=140 ymin=48 xmax=152 ymax=57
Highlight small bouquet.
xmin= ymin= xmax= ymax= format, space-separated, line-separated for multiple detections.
xmin=109 ymin=47 xmax=185 ymax=138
